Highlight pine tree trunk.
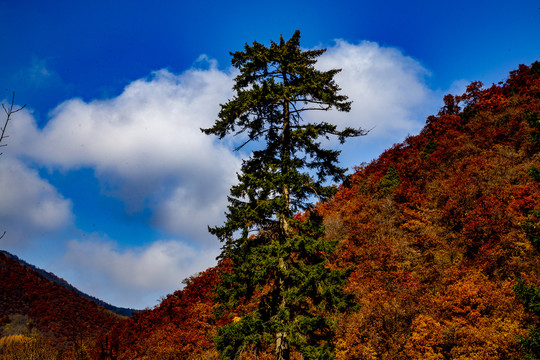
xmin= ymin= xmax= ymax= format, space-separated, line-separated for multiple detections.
xmin=275 ymin=330 xmax=289 ymax=360
xmin=276 ymin=92 xmax=291 ymax=360
xmin=276 ymin=256 xmax=290 ymax=360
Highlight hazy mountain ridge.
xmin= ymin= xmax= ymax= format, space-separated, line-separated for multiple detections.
xmin=0 ymin=250 xmax=137 ymax=317
xmin=0 ymin=249 xmax=124 ymax=354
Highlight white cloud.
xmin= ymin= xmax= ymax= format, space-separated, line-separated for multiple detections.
xmin=309 ymin=40 xmax=438 ymax=168
xmin=0 ymin=156 xmax=73 ymax=249
xmin=60 ymin=238 xmax=219 ymax=309
xmin=9 ymin=62 xmax=241 ymax=242
xmin=7 ymin=44 xmax=436 ymax=242
xmin=315 ymin=40 xmax=434 ymax=138
xmin=3 ymin=43 xmax=443 ymax=308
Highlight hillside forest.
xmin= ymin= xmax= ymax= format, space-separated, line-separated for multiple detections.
xmin=1 ymin=56 xmax=539 ymax=358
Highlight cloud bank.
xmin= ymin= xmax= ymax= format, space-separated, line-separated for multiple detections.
xmin=9 ymin=61 xmax=241 ymax=243
xmin=60 ymin=238 xmax=220 ymax=309
xmin=0 ymin=156 xmax=73 ymax=248
xmin=1 ymin=40 xmax=436 ymax=308
xmin=316 ymin=40 xmax=433 ymax=138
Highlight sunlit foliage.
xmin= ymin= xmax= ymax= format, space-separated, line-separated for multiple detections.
xmin=2 ymin=61 xmax=539 ymax=360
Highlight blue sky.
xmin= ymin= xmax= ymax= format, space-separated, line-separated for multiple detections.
xmin=0 ymin=0 xmax=538 ymax=309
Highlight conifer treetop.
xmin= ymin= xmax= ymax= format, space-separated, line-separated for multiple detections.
xmin=202 ymin=30 xmax=363 ymax=360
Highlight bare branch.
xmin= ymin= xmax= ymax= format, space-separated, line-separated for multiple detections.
xmin=1 ymin=92 xmax=25 ymax=240
xmin=233 ymin=126 xmax=280 ymax=151
xmin=234 ymin=136 xmax=256 ymax=152
xmin=0 ymin=92 xmax=26 ymax=155
xmin=290 ymin=106 xmax=331 ymax=113
xmin=302 ymin=182 xmax=321 ymax=203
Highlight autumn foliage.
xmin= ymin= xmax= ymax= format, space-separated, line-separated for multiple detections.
xmin=2 ymin=61 xmax=539 ymax=359
xmin=97 ymin=266 xmax=221 ymax=360
xmin=0 ymin=251 xmax=121 ymax=359
xmin=321 ymin=61 xmax=540 ymax=359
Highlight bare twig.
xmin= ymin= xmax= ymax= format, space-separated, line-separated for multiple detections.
xmin=1 ymin=92 xmax=26 ymax=240
xmin=1 ymin=92 xmax=26 ymax=155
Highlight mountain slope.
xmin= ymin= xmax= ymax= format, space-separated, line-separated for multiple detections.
xmin=0 ymin=250 xmax=122 ymax=353
xmin=6 ymin=61 xmax=537 ymax=360
xmin=0 ymin=250 xmax=137 ymax=317
xmin=99 ymin=266 xmax=220 ymax=359
xmin=320 ymin=61 xmax=540 ymax=359
xmin=102 ymin=61 xmax=540 ymax=360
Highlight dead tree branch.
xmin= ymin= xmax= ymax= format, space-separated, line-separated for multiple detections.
xmin=0 ymin=92 xmax=26 ymax=240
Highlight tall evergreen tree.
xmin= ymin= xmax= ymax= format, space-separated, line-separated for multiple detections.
xmin=202 ymin=30 xmax=365 ymax=360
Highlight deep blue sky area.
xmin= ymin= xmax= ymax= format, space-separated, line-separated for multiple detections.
xmin=3 ymin=0 xmax=538 ymax=120
xmin=0 ymin=0 xmax=538 ymax=309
